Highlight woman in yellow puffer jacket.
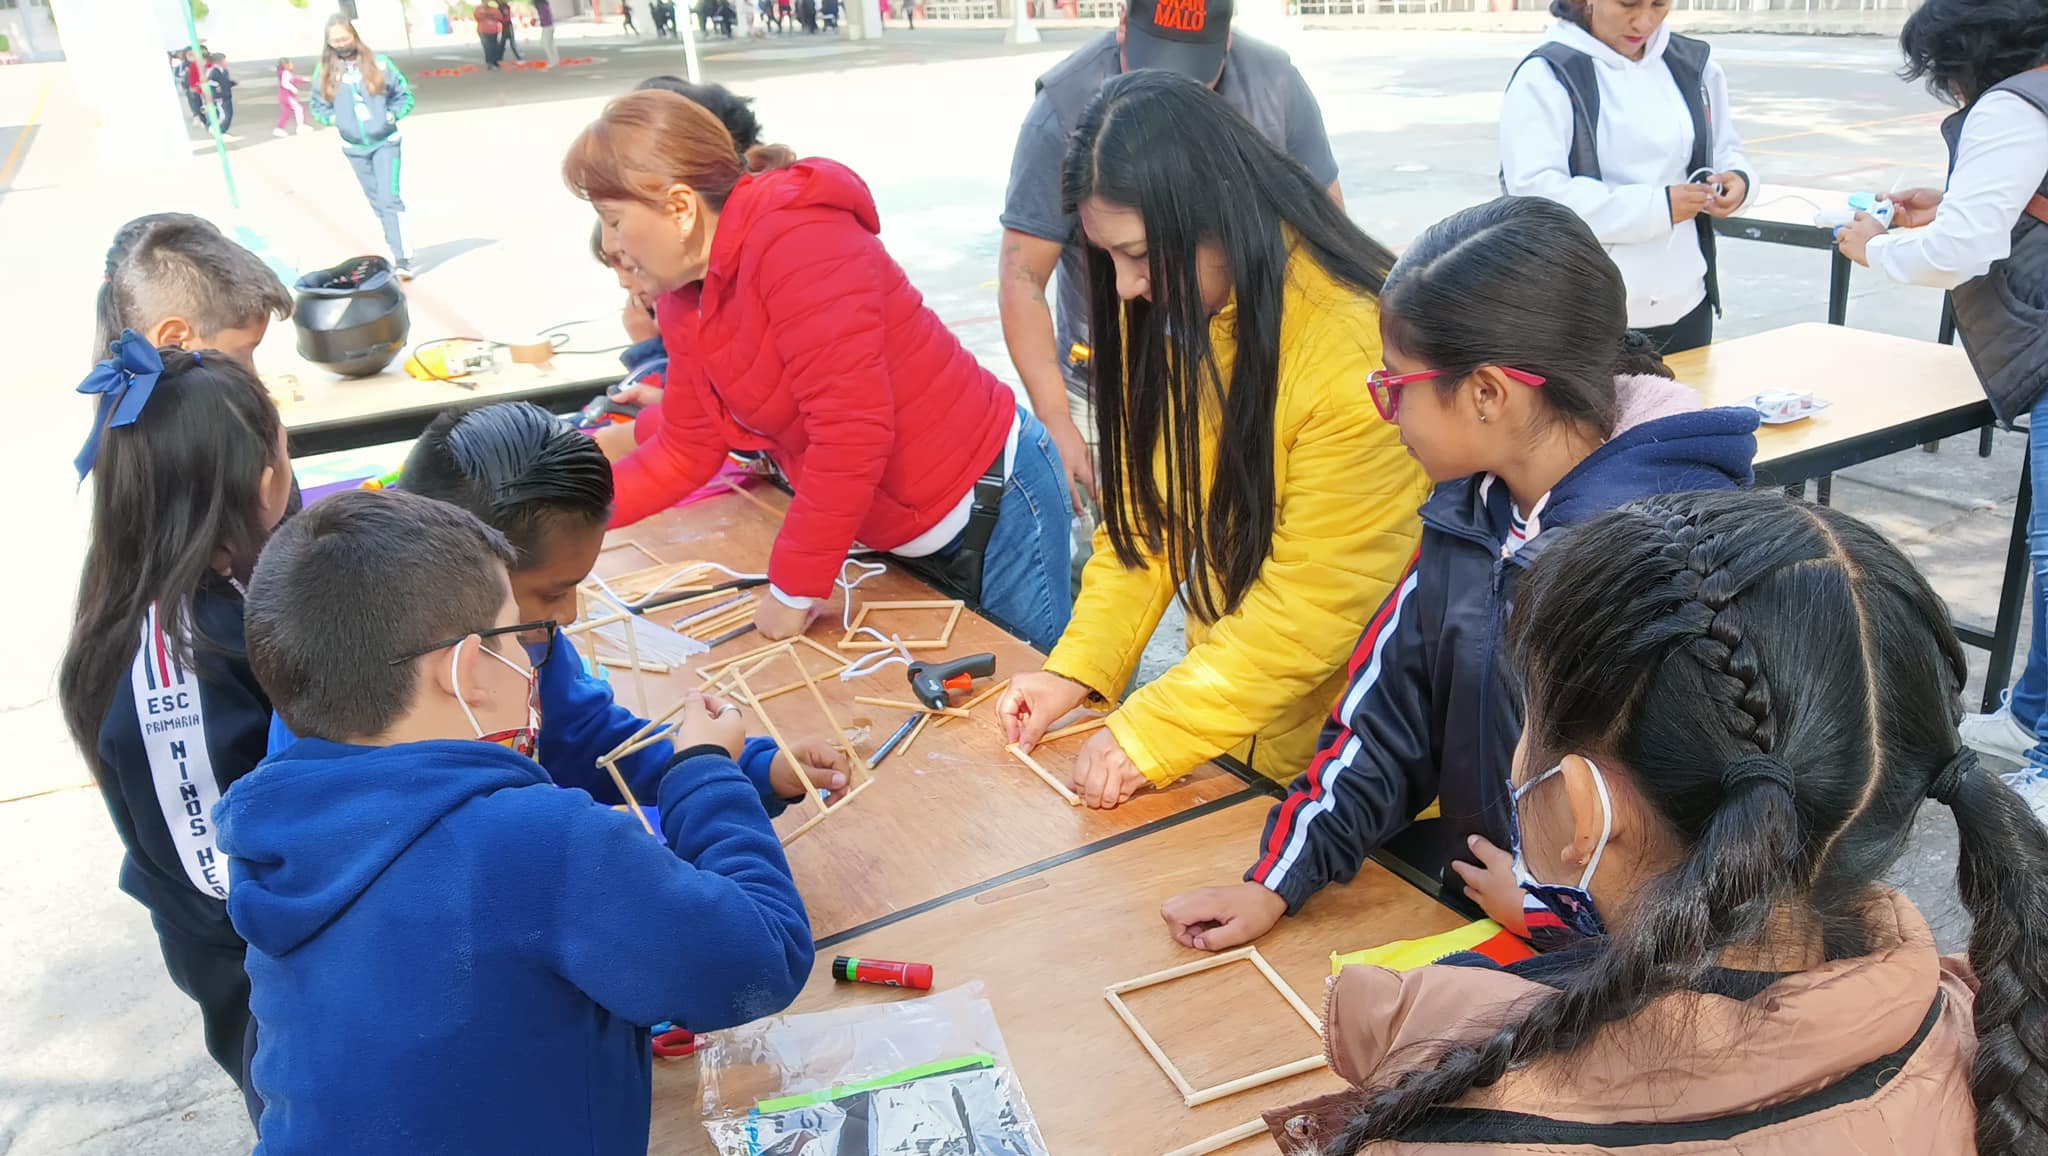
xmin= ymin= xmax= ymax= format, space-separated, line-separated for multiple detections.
xmin=997 ymin=70 xmax=1429 ymax=808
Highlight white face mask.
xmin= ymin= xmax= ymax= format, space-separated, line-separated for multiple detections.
xmin=450 ymin=637 xmax=539 ymax=759
xmin=1508 ymin=756 xmax=1613 ymax=948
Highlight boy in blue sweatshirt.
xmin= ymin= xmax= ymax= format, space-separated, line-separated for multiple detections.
xmin=267 ymin=401 xmax=850 ymax=819
xmin=220 ymin=488 xmax=813 ymax=1154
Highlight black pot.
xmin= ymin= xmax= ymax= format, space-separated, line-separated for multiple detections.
xmin=293 ymin=256 xmax=410 ymax=378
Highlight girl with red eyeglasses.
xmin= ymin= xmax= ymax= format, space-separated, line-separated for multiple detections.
xmin=1162 ymin=195 xmax=1760 ymax=954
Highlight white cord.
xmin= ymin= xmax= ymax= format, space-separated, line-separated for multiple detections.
xmin=834 ymin=558 xmax=912 ymax=682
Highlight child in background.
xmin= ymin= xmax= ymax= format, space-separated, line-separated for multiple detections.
xmin=206 ymin=53 xmax=236 ymax=136
xmin=224 ymin=490 xmax=813 ymax=1152
xmin=93 ymin=212 xmax=293 ymax=371
xmin=1160 ymin=197 xmax=1758 ymax=952
xmin=273 ymin=59 xmax=308 ymax=137
xmin=56 ymin=345 xmax=295 ymax=1126
xmin=1275 ymin=489 xmax=2030 ymax=1153
xmin=265 ymin=401 xmax=849 ymax=813
xmin=311 ymin=16 xmax=416 ymax=278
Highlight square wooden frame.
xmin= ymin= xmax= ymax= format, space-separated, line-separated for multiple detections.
xmin=837 ymin=600 xmax=964 ymax=652
xmin=1103 ymin=946 xmax=1327 ymax=1108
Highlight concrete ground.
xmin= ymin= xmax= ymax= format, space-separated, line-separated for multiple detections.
xmin=0 ymin=23 xmax=2015 ymax=1153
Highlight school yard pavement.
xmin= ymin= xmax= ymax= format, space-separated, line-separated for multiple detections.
xmin=0 ymin=24 xmax=2011 ymax=1153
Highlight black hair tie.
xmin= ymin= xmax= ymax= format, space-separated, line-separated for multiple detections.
xmin=1620 ymin=330 xmax=1652 ymax=352
xmin=1928 ymin=748 xmax=1978 ymax=807
xmin=1722 ymin=752 xmax=1795 ymax=795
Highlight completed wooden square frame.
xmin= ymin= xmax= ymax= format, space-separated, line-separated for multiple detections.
xmin=1103 ymin=946 xmax=1327 ymax=1108
xmin=838 ymin=600 xmax=964 ymax=652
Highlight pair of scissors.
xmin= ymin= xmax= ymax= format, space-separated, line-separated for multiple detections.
xmin=651 ymin=1021 xmax=698 ymax=1058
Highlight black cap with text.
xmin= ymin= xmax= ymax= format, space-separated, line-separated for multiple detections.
xmin=1123 ymin=0 xmax=1232 ymax=84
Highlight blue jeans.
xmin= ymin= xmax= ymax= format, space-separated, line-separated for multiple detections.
xmin=918 ymin=411 xmax=1075 ymax=652
xmin=2008 ymin=390 xmax=2048 ymax=762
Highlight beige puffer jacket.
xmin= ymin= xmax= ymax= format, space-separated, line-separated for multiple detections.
xmin=1265 ymin=889 xmax=1979 ymax=1154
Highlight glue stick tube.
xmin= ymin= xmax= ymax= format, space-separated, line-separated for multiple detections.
xmin=832 ymin=955 xmax=933 ymax=990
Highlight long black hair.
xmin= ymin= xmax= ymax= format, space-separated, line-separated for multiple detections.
xmin=397 ymin=401 xmax=613 ymax=565
xmin=1329 ymin=488 xmax=2048 ymax=1155
xmin=1381 ymin=196 xmax=1671 ymax=440
xmin=59 ymin=349 xmax=283 ymax=758
xmin=1899 ymin=0 xmax=2048 ymax=105
xmin=1061 ymin=69 xmax=1397 ymax=620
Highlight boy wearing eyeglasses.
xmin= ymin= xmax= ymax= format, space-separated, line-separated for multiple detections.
xmin=220 ymin=489 xmax=813 ymax=1153
xmin=264 ymin=402 xmax=849 ymax=816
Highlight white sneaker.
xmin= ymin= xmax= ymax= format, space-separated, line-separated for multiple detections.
xmin=2001 ymin=768 xmax=2048 ymax=823
xmin=272 ymin=127 xmax=289 ymax=137
xmin=1961 ymin=704 xmax=2039 ymax=766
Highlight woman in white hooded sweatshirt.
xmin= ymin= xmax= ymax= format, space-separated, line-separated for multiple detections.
xmin=1500 ymin=0 xmax=1754 ymax=353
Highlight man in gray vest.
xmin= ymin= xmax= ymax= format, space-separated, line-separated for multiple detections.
xmin=996 ymin=0 xmax=1340 ymax=511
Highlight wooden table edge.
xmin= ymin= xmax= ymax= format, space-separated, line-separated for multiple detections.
xmin=814 ymin=788 xmax=1271 ymax=951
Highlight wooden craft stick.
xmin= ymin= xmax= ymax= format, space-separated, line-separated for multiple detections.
xmin=1183 ymin=1056 xmax=1327 ymax=1108
xmin=896 ymin=712 xmax=931 ymax=760
xmin=1161 ymin=1119 xmax=1268 ymax=1156
xmin=697 ymin=637 xmax=794 ymax=676
xmin=794 ymin=645 xmax=870 ymax=778
xmin=935 ymin=677 xmax=1010 ymax=729
xmin=1041 ymin=717 xmax=1108 ymax=744
xmin=621 ymin=592 xmax=648 ymax=714
xmin=563 ymin=608 xmax=633 ymax=638
xmin=596 ymin=656 xmax=670 ymax=675
xmin=853 ymin=697 xmax=972 ymax=719
xmin=608 ymin=679 xmax=702 ymax=759
xmin=1106 ymin=946 xmax=1258 ymax=994
xmin=1006 ymin=742 xmax=1081 ymax=806
xmin=609 ymin=723 xmax=678 ymax=763
xmin=720 ymin=474 xmax=788 ymax=520
xmin=1105 ymin=991 xmax=1197 ymax=1099
xmin=1247 ymin=947 xmax=1327 ymax=1035
xmin=838 ymin=638 xmax=954 ymax=653
xmin=601 ymin=758 xmax=660 ymax=838
xmin=776 ymin=776 xmax=876 ymax=845
xmin=682 ymin=606 xmax=755 ymax=640
xmin=728 ymin=665 xmax=826 ymax=813
xmin=838 ymin=599 xmax=965 ymax=650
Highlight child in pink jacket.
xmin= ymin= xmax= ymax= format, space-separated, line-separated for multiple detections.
xmin=274 ymin=59 xmax=308 ymax=137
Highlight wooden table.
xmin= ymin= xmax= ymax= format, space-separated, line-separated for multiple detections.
xmin=1715 ymin=183 xmax=1856 ymax=325
xmin=271 ymin=349 xmax=621 ymax=456
xmin=1669 ymin=323 xmax=2023 ymax=710
xmin=648 ymin=798 xmax=1463 ymax=1156
xmin=1671 ymin=323 xmax=1992 ymax=484
xmin=604 ymin=485 xmax=1260 ymax=945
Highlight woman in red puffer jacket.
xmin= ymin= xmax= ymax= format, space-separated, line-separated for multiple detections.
xmin=564 ymin=89 xmax=1073 ymax=650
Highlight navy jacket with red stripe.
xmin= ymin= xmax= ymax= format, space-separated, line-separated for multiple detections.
xmin=93 ymin=581 xmax=269 ymax=947
xmin=1246 ymin=389 xmax=1757 ymax=914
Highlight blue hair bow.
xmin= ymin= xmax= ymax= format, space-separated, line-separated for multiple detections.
xmin=75 ymin=330 xmax=166 ymax=480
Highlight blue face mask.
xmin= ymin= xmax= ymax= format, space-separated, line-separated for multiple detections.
xmin=1509 ymin=757 xmax=1613 ymax=950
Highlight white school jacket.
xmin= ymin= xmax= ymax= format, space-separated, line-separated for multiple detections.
xmin=1500 ymin=21 xmax=1753 ymax=328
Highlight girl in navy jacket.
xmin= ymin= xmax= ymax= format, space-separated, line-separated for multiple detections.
xmin=1162 ymin=197 xmax=1759 ymax=951
xmin=58 ymin=341 xmax=297 ymax=1121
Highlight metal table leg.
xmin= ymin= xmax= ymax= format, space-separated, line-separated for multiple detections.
xmin=1827 ymin=250 xmax=1852 ymax=326
xmin=1982 ymin=452 xmax=2031 ymax=711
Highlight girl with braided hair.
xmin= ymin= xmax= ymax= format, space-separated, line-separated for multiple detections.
xmin=1267 ymin=487 xmax=2040 ymax=1154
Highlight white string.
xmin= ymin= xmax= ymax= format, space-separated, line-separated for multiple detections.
xmin=834 ymin=558 xmax=912 ymax=682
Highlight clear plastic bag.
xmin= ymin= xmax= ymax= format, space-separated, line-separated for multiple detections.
xmin=698 ymin=981 xmax=1050 ymax=1156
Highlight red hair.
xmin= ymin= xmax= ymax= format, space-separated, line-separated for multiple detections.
xmin=563 ymin=89 xmax=795 ymax=210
